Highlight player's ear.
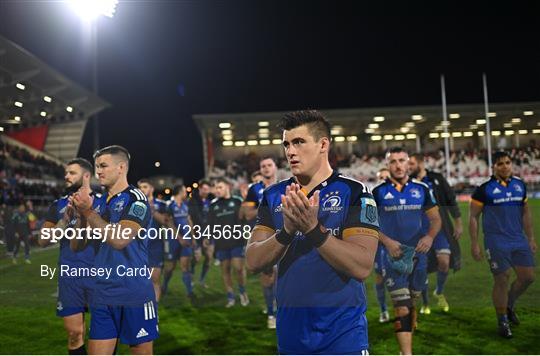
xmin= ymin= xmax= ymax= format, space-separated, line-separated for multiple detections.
xmin=320 ymin=137 xmax=330 ymax=153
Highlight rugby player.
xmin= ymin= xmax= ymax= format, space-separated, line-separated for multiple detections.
xmin=374 ymin=167 xmax=391 ymax=323
xmin=241 ymin=157 xmax=278 ymax=328
xmin=188 ymin=179 xmax=214 ymax=287
xmin=209 ymin=177 xmax=249 ymax=308
xmin=163 ymin=185 xmax=196 ymax=303
xmin=138 ymin=179 xmax=170 ymax=302
xmin=39 ymin=158 xmax=104 ymax=355
xmin=372 ymin=147 xmax=441 ymax=355
xmin=246 ymin=110 xmax=379 ymax=354
xmin=409 ymin=153 xmax=463 ymax=314
xmin=72 ymin=145 xmax=158 ymax=354
xmin=469 ymin=151 xmax=536 ymax=338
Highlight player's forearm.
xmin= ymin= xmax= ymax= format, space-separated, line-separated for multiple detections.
xmin=83 ymin=210 xmax=133 ymax=249
xmin=378 ymin=231 xmax=395 ymax=248
xmin=426 ymin=216 xmax=442 ymax=239
xmin=523 ymin=206 xmax=534 ymax=242
xmin=246 ymin=235 xmax=287 ymax=273
xmin=469 ymin=216 xmax=479 ymax=244
xmin=318 ymin=236 xmax=377 ymax=280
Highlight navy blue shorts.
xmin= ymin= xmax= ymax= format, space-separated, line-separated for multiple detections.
xmin=89 ymin=301 xmax=159 ymax=345
xmin=433 ymin=232 xmax=451 ymax=255
xmin=485 ymin=240 xmax=535 ymax=275
xmin=382 ymin=250 xmax=427 ymax=294
xmin=164 ymin=239 xmax=193 ymax=260
xmin=57 ymin=277 xmax=94 ymax=317
xmin=216 ymin=245 xmax=245 ymax=261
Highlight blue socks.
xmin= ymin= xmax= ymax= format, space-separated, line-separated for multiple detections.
xmin=263 ymin=286 xmax=275 ymax=316
xmin=375 ymin=282 xmax=387 ymax=312
xmin=238 ymin=285 xmax=246 ymax=295
xmin=182 ymin=271 xmax=193 ymax=295
xmin=436 ymin=271 xmax=448 ymax=295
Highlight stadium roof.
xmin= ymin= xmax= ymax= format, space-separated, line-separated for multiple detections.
xmin=194 ymin=102 xmax=540 ymax=145
xmin=0 ymin=35 xmax=109 ymax=130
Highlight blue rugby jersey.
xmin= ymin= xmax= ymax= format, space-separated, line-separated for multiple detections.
xmin=45 ymin=193 xmax=106 ymax=273
xmin=244 ymin=181 xmax=266 ymax=227
xmin=168 ymin=199 xmax=190 ymax=237
xmin=255 ymin=171 xmax=379 ymax=354
xmin=420 ymin=175 xmax=446 ymax=240
xmin=471 ymin=176 xmax=528 ymax=246
xmin=92 ymin=186 xmax=155 ymax=306
xmin=372 ymin=177 xmax=437 ymax=247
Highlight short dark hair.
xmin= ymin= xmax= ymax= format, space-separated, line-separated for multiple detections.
xmin=492 ymin=151 xmax=511 ymax=164
xmin=214 ymin=177 xmax=230 ymax=186
xmin=409 ymin=153 xmax=424 ymax=162
xmin=378 ymin=167 xmax=390 ymax=173
xmin=385 ymin=146 xmax=408 ymax=158
xmin=278 ymin=110 xmax=331 ymax=141
xmin=93 ymin=145 xmax=130 ymax=165
xmin=172 ymin=184 xmax=185 ymax=196
xmin=260 ymin=156 xmax=276 ymax=164
xmin=251 ymin=170 xmax=262 ymax=179
xmin=198 ymin=179 xmax=211 ymax=187
xmin=66 ymin=158 xmax=93 ymax=173
xmin=137 ymin=178 xmax=153 ymax=187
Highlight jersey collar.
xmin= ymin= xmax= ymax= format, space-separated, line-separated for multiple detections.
xmin=492 ymin=175 xmax=512 ymax=187
xmin=291 ymin=170 xmax=340 ymax=198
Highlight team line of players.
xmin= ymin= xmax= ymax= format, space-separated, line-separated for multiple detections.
xmin=38 ymin=111 xmax=535 ymax=355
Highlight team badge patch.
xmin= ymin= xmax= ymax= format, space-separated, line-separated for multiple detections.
xmin=360 ymin=197 xmax=379 ymax=227
xmin=128 ymin=201 xmax=148 ymax=219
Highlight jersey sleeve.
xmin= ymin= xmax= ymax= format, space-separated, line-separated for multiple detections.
xmin=471 ymin=184 xmax=487 ymax=206
xmin=421 ymin=184 xmax=438 ymax=211
xmin=120 ymin=192 xmax=151 ymax=227
xmin=244 ymin=184 xmax=259 ymax=207
xmin=522 ymin=181 xmax=528 ymax=203
xmin=44 ymin=201 xmax=59 ymax=224
xmin=343 ymin=186 xmax=380 ymax=237
xmin=254 ymin=190 xmax=275 ymax=231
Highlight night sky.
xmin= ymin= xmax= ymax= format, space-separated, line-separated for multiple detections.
xmin=1 ymin=1 xmax=539 ymax=183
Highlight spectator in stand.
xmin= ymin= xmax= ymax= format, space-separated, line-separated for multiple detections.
xmin=12 ymin=203 xmax=31 ymax=264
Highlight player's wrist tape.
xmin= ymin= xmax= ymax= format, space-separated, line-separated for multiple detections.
xmin=306 ymin=223 xmax=329 ymax=248
xmin=276 ymin=229 xmax=294 ymax=245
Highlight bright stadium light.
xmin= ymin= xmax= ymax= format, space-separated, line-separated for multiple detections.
xmin=400 ymin=127 xmax=410 ymax=133
xmin=16 ymin=83 xmax=25 ymax=90
xmin=272 ymin=139 xmax=282 ymax=145
xmin=504 ymin=130 xmax=514 ymax=136
xmin=394 ymin=135 xmax=405 ymax=141
xmin=154 ymin=161 xmax=160 ymax=167
xmin=411 ymin=115 xmax=423 ymax=121
xmin=40 ymin=111 xmax=47 ymax=117
xmin=518 ymin=129 xmax=528 ymax=135
xmin=469 ymin=124 xmax=479 ymax=129
xmin=258 ymin=121 xmax=269 ymax=127
xmin=488 ymin=112 xmax=497 ymax=118
xmin=368 ymin=123 xmax=379 ymax=129
xmin=449 ymin=113 xmax=460 ymax=119
xmin=14 ymin=101 xmax=23 ymax=107
xmin=219 ymin=122 xmax=231 ymax=129
xmin=164 ymin=188 xmax=171 ymax=194
xmin=43 ymin=96 xmax=52 ymax=103
xmin=405 ymin=122 xmax=415 ymax=128
xmin=406 ymin=134 xmax=417 ymax=139
xmin=503 ymin=123 xmax=513 ymax=128
xmin=259 ymin=139 xmax=270 ymax=145
xmin=383 ymin=134 xmax=393 ymax=140
xmin=533 ymin=129 xmax=540 ymax=134
xmin=371 ymin=135 xmax=382 ymax=141
xmin=346 ymin=136 xmax=357 ymax=142
xmin=511 ymin=117 xmax=521 ymax=123
xmin=0 ymin=127 xmax=4 ymax=132
xmin=365 ymin=128 xmax=375 ymax=134
xmin=234 ymin=141 xmax=246 ymax=147
xmin=222 ymin=141 xmax=233 ymax=146
xmin=66 ymin=106 xmax=74 ymax=112
xmin=441 ymin=133 xmax=450 ymax=138
xmin=67 ymin=0 xmax=119 ymax=21
xmin=478 ymin=131 xmax=485 ymax=137
xmin=258 ymin=128 xmax=269 ymax=134
xmin=193 ymin=182 xmax=199 ymax=188
xmin=222 ymin=135 xmax=233 ymax=140
xmin=258 ymin=133 xmax=269 ymax=138
xmin=373 ymin=116 xmax=385 ymax=122
xmin=247 ymin=140 xmax=258 ymax=146
xmin=492 ymin=130 xmax=501 ymax=136
xmin=429 ymin=133 xmax=440 ymax=138
xmin=221 ymin=129 xmax=232 ymax=135
xmin=334 ymin=136 xmax=345 ymax=142
xmin=452 ymin=132 xmax=462 ymax=137
xmin=464 ymin=131 xmax=474 ymax=137
xmin=14 ymin=116 xmax=21 ymax=122
xmin=476 ymin=119 xmax=486 ymax=125
xmin=523 ymin=111 xmax=534 ymax=116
